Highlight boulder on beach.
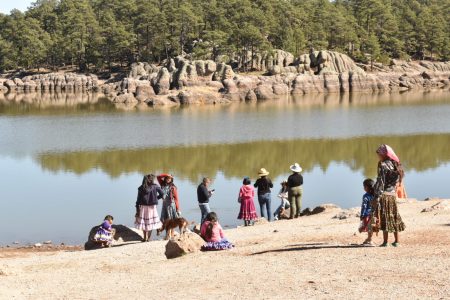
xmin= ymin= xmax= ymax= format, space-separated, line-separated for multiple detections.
xmin=164 ymin=232 xmax=205 ymax=259
xmin=301 ymin=204 xmax=341 ymax=216
xmin=333 ymin=207 xmax=360 ymax=220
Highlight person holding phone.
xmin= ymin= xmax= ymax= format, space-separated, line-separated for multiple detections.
xmin=197 ymin=177 xmax=214 ymax=224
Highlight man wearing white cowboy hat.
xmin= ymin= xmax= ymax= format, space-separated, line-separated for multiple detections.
xmin=254 ymin=168 xmax=274 ymax=221
xmin=287 ymin=163 xmax=303 ymax=219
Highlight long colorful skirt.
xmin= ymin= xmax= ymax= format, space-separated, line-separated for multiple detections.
xmin=201 ymin=238 xmax=234 ymax=251
xmin=238 ymin=198 xmax=258 ymax=220
xmin=135 ymin=205 xmax=162 ymax=231
xmin=93 ymin=227 xmax=114 ymax=246
xmin=160 ymin=200 xmax=178 ymax=222
xmin=379 ymin=193 xmax=406 ymax=232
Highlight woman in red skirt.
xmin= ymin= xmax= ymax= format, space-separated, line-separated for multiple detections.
xmin=237 ymin=177 xmax=258 ymax=226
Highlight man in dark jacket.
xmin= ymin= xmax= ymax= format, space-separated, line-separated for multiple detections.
xmin=197 ymin=177 xmax=214 ymax=224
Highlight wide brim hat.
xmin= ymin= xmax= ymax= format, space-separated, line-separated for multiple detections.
xmin=258 ymin=168 xmax=270 ymax=177
xmin=290 ymin=163 xmax=302 ymax=173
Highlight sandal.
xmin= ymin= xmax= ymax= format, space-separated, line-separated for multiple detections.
xmin=391 ymin=242 xmax=399 ymax=247
xmin=362 ymin=240 xmax=375 ymax=247
xmin=379 ymin=242 xmax=389 ymax=247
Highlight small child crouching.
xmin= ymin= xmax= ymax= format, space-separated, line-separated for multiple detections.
xmin=200 ymin=212 xmax=234 ymax=251
xmin=92 ymin=215 xmax=115 ymax=247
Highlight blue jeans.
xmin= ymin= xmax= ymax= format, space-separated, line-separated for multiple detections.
xmin=258 ymin=193 xmax=272 ymax=221
xmin=199 ymin=203 xmax=211 ymax=224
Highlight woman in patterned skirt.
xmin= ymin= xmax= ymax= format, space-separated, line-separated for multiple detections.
xmin=135 ymin=174 xmax=163 ymax=242
xmin=372 ymin=144 xmax=406 ymax=247
xmin=157 ymin=174 xmax=181 ymax=222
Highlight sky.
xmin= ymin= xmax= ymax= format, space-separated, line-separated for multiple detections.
xmin=0 ymin=0 xmax=33 ymax=14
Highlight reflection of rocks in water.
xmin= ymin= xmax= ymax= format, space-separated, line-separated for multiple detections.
xmin=0 ymin=92 xmax=116 ymax=114
xmin=37 ymin=133 xmax=450 ymax=182
xmin=1 ymin=89 xmax=448 ymax=112
xmin=1 ymin=91 xmax=100 ymax=106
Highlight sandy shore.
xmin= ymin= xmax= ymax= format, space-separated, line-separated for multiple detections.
xmin=0 ymin=199 xmax=449 ymax=299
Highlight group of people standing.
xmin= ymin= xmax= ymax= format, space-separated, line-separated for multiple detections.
xmin=92 ymin=144 xmax=406 ymax=249
xmin=196 ymin=162 xmax=305 ymax=228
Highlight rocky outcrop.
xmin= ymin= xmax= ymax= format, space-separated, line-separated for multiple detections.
xmin=1 ymin=50 xmax=449 ymax=109
xmin=164 ymin=232 xmax=205 ymax=259
xmin=129 ymin=62 xmax=160 ymax=79
xmin=238 ymin=49 xmax=295 ymax=72
xmin=213 ymin=63 xmax=235 ymax=81
xmin=153 ymin=67 xmax=171 ymax=95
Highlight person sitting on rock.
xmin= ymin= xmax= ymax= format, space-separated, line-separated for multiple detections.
xmin=274 ymin=180 xmax=290 ymax=220
xmin=200 ymin=212 xmax=233 ymax=251
xmin=92 ymin=215 xmax=115 ymax=247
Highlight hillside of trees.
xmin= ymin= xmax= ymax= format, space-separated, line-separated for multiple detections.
xmin=0 ymin=0 xmax=449 ymax=73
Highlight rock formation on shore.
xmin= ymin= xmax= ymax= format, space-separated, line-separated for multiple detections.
xmin=1 ymin=50 xmax=449 ymax=108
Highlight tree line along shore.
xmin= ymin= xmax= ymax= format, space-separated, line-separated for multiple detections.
xmin=0 ymin=0 xmax=449 ymax=73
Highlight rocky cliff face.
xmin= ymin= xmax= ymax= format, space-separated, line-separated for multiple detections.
xmin=1 ymin=51 xmax=449 ymax=108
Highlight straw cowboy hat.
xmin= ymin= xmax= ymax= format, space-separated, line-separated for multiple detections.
xmin=258 ymin=168 xmax=270 ymax=177
xmin=290 ymin=163 xmax=302 ymax=173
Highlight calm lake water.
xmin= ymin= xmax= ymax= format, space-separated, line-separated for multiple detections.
xmin=1 ymin=91 xmax=449 ymax=245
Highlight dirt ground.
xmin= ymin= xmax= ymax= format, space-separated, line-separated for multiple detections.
xmin=0 ymin=199 xmax=449 ymax=299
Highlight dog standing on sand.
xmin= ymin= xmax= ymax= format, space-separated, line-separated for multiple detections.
xmin=157 ymin=217 xmax=191 ymax=240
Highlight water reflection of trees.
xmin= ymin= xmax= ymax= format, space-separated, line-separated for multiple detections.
xmin=37 ymin=134 xmax=450 ymax=182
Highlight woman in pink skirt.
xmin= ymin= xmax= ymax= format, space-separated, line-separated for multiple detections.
xmin=238 ymin=177 xmax=258 ymax=226
xmin=135 ymin=174 xmax=163 ymax=242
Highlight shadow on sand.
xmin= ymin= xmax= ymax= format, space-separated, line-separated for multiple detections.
xmin=251 ymin=243 xmax=367 ymax=255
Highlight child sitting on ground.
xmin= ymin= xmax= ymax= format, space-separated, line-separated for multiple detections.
xmin=274 ymin=180 xmax=290 ymax=220
xmin=200 ymin=212 xmax=234 ymax=251
xmin=359 ymin=179 xmax=375 ymax=246
xmin=93 ymin=215 xmax=115 ymax=247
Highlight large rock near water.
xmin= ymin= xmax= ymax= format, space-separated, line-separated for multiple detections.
xmin=153 ymin=68 xmax=171 ymax=95
xmin=164 ymin=232 xmax=204 ymax=259
xmin=135 ymin=84 xmax=155 ymax=102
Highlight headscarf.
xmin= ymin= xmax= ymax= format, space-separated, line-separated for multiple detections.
xmin=376 ymin=144 xmax=400 ymax=163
